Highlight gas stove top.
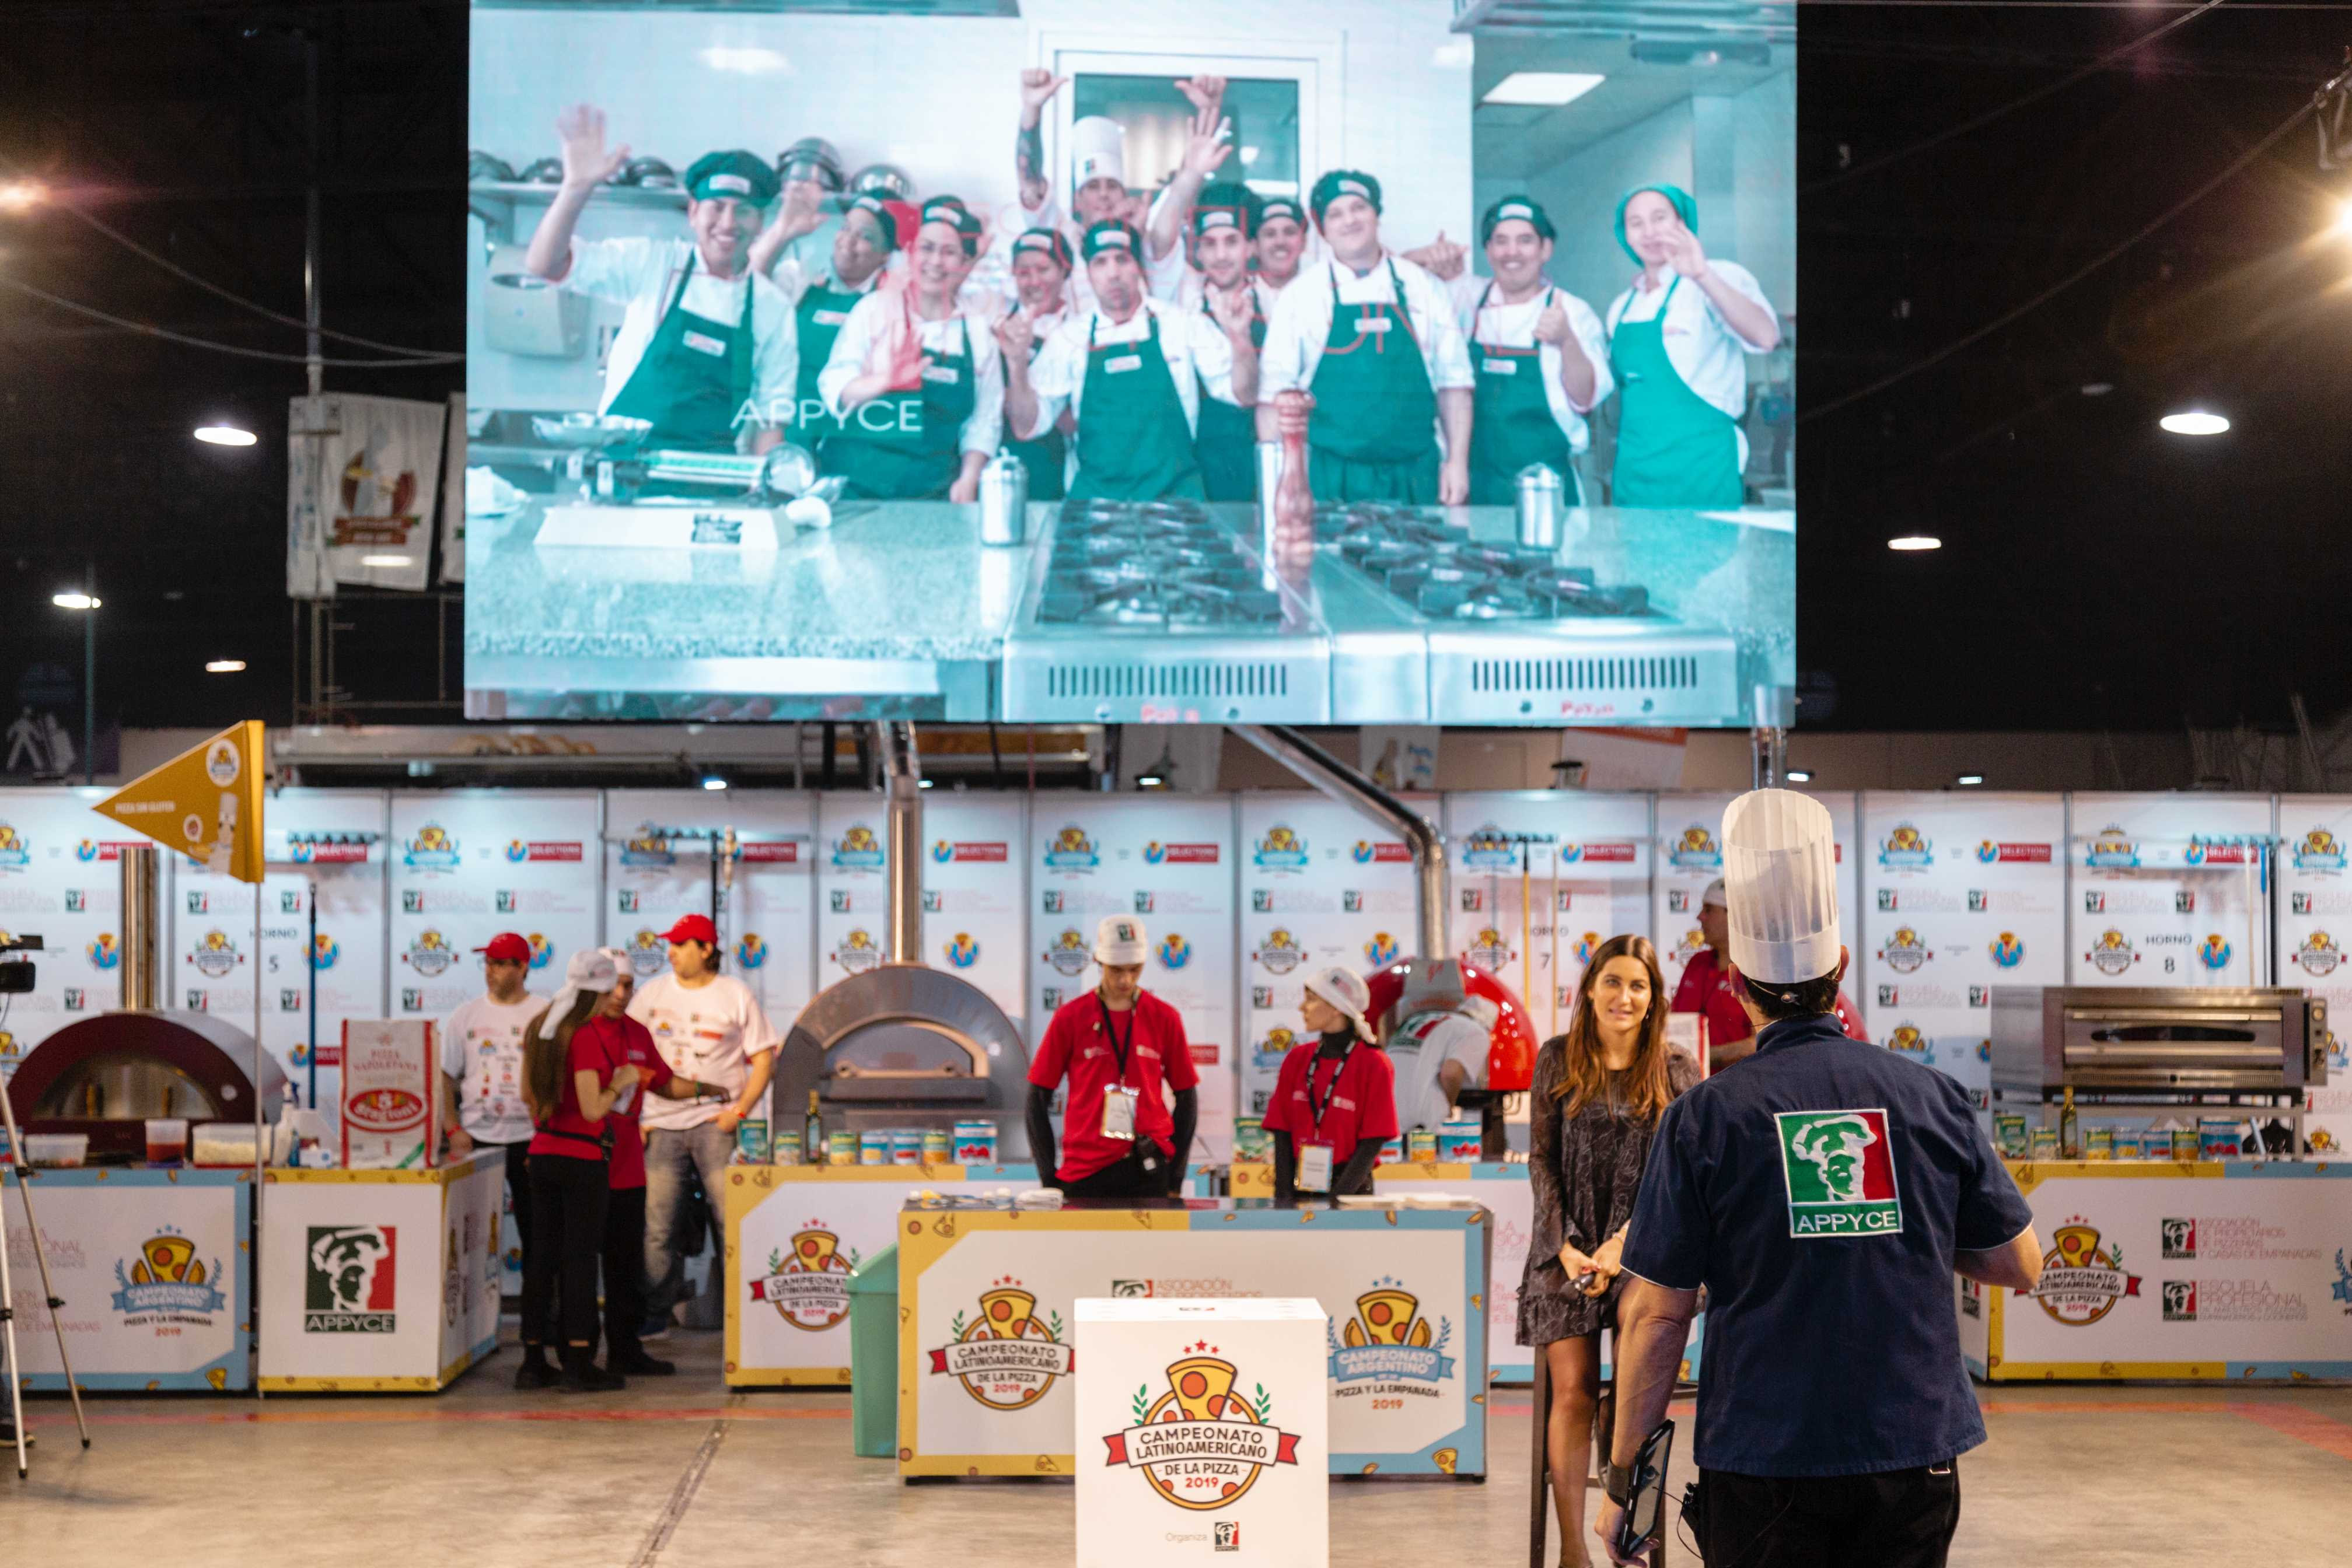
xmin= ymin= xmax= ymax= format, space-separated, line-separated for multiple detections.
xmin=1321 ymin=506 xmax=1654 ymax=621
xmin=1035 ymin=501 xmax=1285 ymax=628
xmin=999 ymin=501 xmax=1738 ymax=726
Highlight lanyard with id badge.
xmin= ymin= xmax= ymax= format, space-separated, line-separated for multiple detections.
xmin=1295 ymin=1044 xmax=1355 ymax=1194
xmin=1096 ymin=999 xmax=1150 ymax=1164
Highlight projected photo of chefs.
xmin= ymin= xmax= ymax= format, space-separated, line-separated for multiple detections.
xmin=463 ymin=1 xmax=1794 ymax=730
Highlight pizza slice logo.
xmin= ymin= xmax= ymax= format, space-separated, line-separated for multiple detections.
xmin=927 ymin=1277 xmax=1074 ymax=1410
xmin=2030 ymin=1218 xmax=2142 ymax=1325
xmin=1775 ymin=1110 xmax=1904 ymax=1238
xmin=1327 ymin=1278 xmax=1453 ymax=1390
xmin=749 ymin=1223 xmax=857 ymax=1331
xmin=1103 ymin=1344 xmax=1299 ymax=1510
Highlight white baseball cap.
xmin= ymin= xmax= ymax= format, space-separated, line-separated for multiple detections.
xmin=1302 ymin=964 xmax=1376 ymax=1042
xmin=1700 ymin=877 xmax=1728 ymax=910
xmin=1093 ymin=915 xmax=1149 ymax=966
xmin=1721 ymin=790 xmax=1842 ymax=985
xmin=545 ymin=947 xmax=619 ymax=1030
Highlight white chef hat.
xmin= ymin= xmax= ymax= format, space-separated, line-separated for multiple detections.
xmin=1093 ymin=915 xmax=1149 ymax=966
xmin=1070 ymin=116 xmax=1126 ymax=188
xmin=1721 ymin=789 xmax=1842 ymax=984
xmin=544 ymin=947 xmax=620 ymax=1035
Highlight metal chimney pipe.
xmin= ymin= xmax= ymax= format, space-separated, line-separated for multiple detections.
xmin=875 ymin=720 xmax=924 ymax=965
xmin=1226 ymin=725 xmax=1448 ymax=960
xmin=118 ymin=842 xmax=160 ymax=1012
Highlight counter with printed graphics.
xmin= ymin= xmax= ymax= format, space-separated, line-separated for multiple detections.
xmin=721 ymin=1162 xmax=1042 ymax=1387
xmin=1959 ymin=1161 xmax=2352 ymax=1382
xmin=1 ymin=1166 xmax=251 ymax=1391
xmin=256 ymin=1152 xmax=505 ymax=1392
xmin=896 ymin=1200 xmax=1489 ymax=1480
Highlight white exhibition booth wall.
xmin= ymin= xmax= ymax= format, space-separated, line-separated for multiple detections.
xmin=0 ymin=787 xmax=2344 ymax=1154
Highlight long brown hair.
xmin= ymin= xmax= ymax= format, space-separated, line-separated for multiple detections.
xmin=1549 ymin=933 xmax=1675 ymax=1122
xmin=522 ymin=989 xmax=600 ymax=1124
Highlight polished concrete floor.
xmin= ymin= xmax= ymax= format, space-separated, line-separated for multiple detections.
xmin=6 ymin=1327 xmax=2349 ymax=1567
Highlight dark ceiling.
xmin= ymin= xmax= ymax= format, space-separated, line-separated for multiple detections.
xmin=1 ymin=0 xmax=2347 ymax=741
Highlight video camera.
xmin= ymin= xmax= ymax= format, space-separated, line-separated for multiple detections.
xmin=0 ymin=933 xmax=41 ymax=995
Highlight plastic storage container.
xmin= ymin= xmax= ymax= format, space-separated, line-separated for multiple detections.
xmin=23 ymin=1133 xmax=88 ymax=1168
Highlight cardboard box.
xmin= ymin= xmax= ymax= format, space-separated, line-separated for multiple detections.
xmin=1075 ymin=1296 xmax=1329 ymax=1567
xmin=340 ymin=1020 xmax=439 ymax=1169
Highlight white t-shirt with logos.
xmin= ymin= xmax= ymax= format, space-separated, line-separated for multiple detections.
xmin=629 ymin=972 xmax=780 ymax=1133
xmin=1385 ymin=1010 xmax=1490 ymax=1135
xmin=437 ymin=993 xmax=544 ymax=1145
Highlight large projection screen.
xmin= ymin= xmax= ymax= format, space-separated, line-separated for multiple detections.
xmin=463 ymin=1 xmax=1794 ymax=727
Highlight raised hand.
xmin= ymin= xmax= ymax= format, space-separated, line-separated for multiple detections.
xmin=1020 ymin=67 xmax=1071 ymax=118
xmin=1176 ymin=75 xmax=1227 ymax=116
xmin=1663 ymin=215 xmax=1709 ymax=279
xmin=1533 ymin=300 xmax=1571 ymax=346
xmin=1209 ymin=282 xmax=1257 ymax=340
xmin=554 ymin=103 xmax=628 ymax=190
xmin=994 ymin=311 xmax=1036 ymax=362
xmin=1179 ymin=97 xmax=1234 ymax=181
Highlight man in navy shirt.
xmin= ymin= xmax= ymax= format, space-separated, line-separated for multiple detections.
xmin=1595 ymin=790 xmax=2043 ymax=1567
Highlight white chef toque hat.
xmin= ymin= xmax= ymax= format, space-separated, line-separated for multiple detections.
xmin=1093 ymin=914 xmax=1149 ymax=966
xmin=1721 ymin=790 xmax=1842 ymax=985
xmin=1070 ymin=116 xmax=1127 ymax=188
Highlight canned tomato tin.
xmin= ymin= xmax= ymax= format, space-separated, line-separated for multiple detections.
xmin=859 ymin=1130 xmax=891 ymax=1166
xmin=891 ymin=1130 xmax=924 ymax=1166
xmin=952 ymin=1119 xmax=997 ymax=1164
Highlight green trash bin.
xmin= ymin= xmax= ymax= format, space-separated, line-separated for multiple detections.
xmin=847 ymin=1244 xmax=899 ymax=1458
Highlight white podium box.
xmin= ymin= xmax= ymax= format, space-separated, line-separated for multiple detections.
xmin=1075 ymin=1297 xmax=1329 ymax=1568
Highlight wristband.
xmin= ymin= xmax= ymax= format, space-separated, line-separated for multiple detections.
xmin=1603 ymin=1458 xmax=1638 ymax=1507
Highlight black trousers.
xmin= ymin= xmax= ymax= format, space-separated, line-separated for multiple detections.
xmin=522 ymin=1153 xmax=607 ymax=1350
xmin=1062 ymin=1143 xmax=1169 ymax=1199
xmin=601 ymin=1185 xmax=649 ymax=1363
xmin=1695 ymin=1462 xmax=1960 ymax=1568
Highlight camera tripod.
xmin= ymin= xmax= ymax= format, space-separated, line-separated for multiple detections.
xmin=0 ymin=1067 xmax=91 ymax=1478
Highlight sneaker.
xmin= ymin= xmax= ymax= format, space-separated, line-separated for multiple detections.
xmin=610 ymin=1350 xmax=676 ymax=1376
xmin=560 ymin=1362 xmax=626 ymax=1393
xmin=0 ymin=1425 xmax=32 ymax=1450
xmin=514 ymin=1357 xmax=560 ymax=1390
xmin=636 ymin=1314 xmax=673 ymax=1342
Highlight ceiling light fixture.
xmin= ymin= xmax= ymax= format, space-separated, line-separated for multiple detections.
xmin=193 ymin=425 xmax=257 ymax=447
xmin=2080 ymin=382 xmax=2115 ymax=397
xmin=204 ymin=660 xmax=247 ymax=674
xmin=1887 ymin=535 xmax=1942 ymax=552
xmin=52 ymin=591 xmax=99 ymax=610
xmin=0 ymin=181 xmax=46 ymax=214
xmin=2159 ymin=410 xmax=2229 ymax=436
xmin=1784 ymin=769 xmax=1813 ymax=783
xmin=1481 ymin=72 xmax=1607 ymax=107
xmin=700 ymin=775 xmax=728 ymax=792
xmin=1956 ymin=774 xmax=1985 ymax=787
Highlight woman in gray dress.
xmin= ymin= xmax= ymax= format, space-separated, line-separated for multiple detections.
xmin=1518 ymin=933 xmax=1699 ymax=1566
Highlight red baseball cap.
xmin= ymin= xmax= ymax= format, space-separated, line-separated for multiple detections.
xmin=661 ymin=914 xmax=718 ymax=945
xmin=475 ymin=932 xmax=532 ymax=963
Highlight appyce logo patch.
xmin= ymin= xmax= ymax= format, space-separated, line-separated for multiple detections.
xmin=305 ymin=1225 xmax=397 ymax=1333
xmin=1774 ymin=1109 xmax=1903 ymax=1238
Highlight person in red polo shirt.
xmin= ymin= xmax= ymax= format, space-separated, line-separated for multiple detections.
xmin=1264 ymin=964 xmax=1399 ymax=1206
xmin=1026 ymin=915 xmax=1199 ymax=1199
xmin=1673 ymin=877 xmax=1868 ymax=1070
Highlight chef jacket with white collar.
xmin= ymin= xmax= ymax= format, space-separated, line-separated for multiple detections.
xmin=1257 ymin=251 xmax=1477 ymax=408
xmin=557 ymin=236 xmax=799 ymax=429
xmin=1014 ymin=295 xmax=1242 ymax=443
xmin=1603 ymin=261 xmax=1777 ymax=463
xmin=1446 ymin=272 xmax=1614 ymax=454
xmin=814 ymin=289 xmax=1006 ymax=457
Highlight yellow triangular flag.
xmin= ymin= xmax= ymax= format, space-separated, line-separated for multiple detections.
xmin=95 ymin=720 xmax=267 ymax=884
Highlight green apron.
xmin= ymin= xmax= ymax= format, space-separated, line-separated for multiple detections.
xmin=1193 ymin=282 xmax=1267 ymax=503
xmin=603 ymin=250 xmax=753 ymax=450
xmin=792 ymin=273 xmax=866 ymax=450
xmin=1467 ymin=283 xmax=1581 ymax=507
xmin=825 ymin=299 xmax=977 ymax=501
xmin=1001 ymin=310 xmax=1067 ymax=502
xmin=1607 ymin=277 xmax=1744 ymax=508
xmin=1070 ymin=312 xmax=1206 ymax=502
xmin=1306 ymin=260 xmax=1440 ymax=504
